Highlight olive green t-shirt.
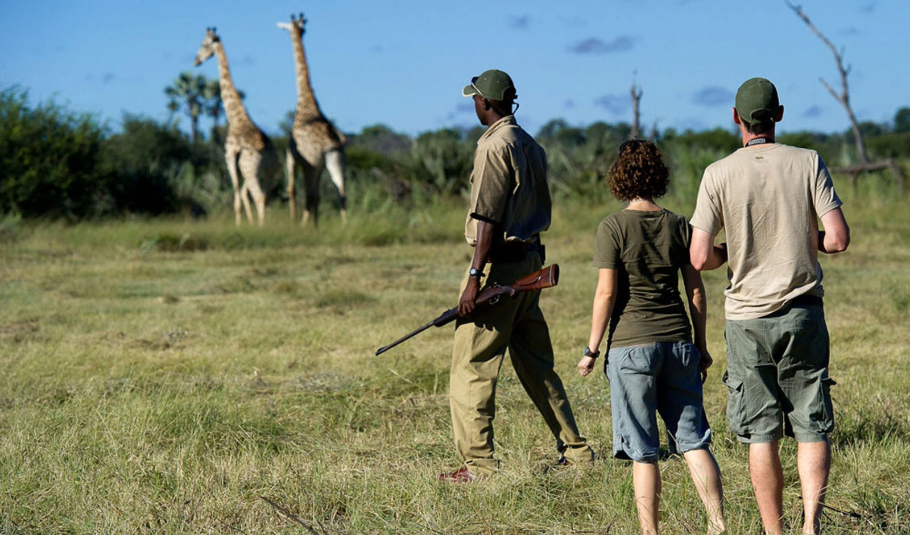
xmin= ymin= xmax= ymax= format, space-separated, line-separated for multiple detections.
xmin=593 ymin=209 xmax=693 ymax=348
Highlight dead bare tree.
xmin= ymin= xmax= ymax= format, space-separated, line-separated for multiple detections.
xmin=786 ymin=1 xmax=867 ymax=162
xmin=786 ymin=1 xmax=904 ymax=192
xmin=630 ymin=72 xmax=643 ymax=140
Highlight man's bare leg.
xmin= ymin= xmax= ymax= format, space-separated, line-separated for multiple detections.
xmin=798 ymin=439 xmax=831 ymax=534
xmin=633 ymin=461 xmax=661 ymax=535
xmin=683 ymin=448 xmax=726 ymax=534
xmin=750 ymin=442 xmax=784 ymax=535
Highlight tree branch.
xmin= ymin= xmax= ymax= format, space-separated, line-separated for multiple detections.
xmin=260 ymin=496 xmax=321 ymax=535
xmin=786 ymin=1 xmax=868 ymax=163
xmin=819 ymin=78 xmax=843 ymax=106
xmin=630 ymin=72 xmax=643 ymax=140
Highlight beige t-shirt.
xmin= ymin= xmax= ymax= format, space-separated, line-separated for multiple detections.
xmin=691 ymin=143 xmax=842 ymax=320
xmin=464 ymin=115 xmax=551 ymax=246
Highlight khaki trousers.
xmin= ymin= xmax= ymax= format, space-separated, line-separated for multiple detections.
xmin=449 ymin=253 xmax=594 ymax=475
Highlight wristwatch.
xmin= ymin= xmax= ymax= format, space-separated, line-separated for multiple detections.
xmin=583 ymin=346 xmax=600 ymax=359
xmin=469 ymin=267 xmax=485 ymax=279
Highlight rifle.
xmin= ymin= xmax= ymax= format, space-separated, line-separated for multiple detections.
xmin=375 ymin=264 xmax=560 ymax=356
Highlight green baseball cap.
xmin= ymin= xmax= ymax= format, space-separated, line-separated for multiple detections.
xmin=735 ymin=77 xmax=780 ymax=124
xmin=462 ymin=69 xmax=516 ymax=101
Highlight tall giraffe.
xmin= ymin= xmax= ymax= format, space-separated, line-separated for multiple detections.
xmin=195 ymin=27 xmax=279 ymax=226
xmin=277 ymin=13 xmax=347 ymax=227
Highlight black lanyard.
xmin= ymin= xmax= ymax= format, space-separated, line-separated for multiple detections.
xmin=746 ymin=137 xmax=772 ymax=147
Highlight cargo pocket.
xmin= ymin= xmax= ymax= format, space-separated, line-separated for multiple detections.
xmin=811 ymin=376 xmax=837 ymax=433
xmin=722 ymin=370 xmax=749 ymax=437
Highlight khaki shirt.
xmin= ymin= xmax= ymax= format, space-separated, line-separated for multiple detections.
xmin=464 ymin=115 xmax=551 ymax=246
xmin=691 ymin=143 xmax=842 ymax=320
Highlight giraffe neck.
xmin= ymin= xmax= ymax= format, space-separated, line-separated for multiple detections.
xmin=213 ymin=41 xmax=254 ymax=131
xmin=291 ymin=30 xmax=323 ymax=120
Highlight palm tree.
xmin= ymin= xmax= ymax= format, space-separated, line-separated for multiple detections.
xmin=203 ymin=79 xmax=223 ymax=145
xmin=165 ymin=72 xmax=207 ymax=143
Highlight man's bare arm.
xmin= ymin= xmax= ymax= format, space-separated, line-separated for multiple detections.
xmin=458 ymin=219 xmax=495 ymax=316
xmin=681 ymin=264 xmax=713 ymax=381
xmin=819 ymin=207 xmax=850 ymax=254
xmin=690 ymin=227 xmax=728 ymax=271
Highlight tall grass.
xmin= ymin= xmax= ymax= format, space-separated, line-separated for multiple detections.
xmin=0 ymin=180 xmax=908 ymax=533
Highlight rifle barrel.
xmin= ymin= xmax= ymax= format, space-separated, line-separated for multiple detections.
xmin=375 ymin=321 xmax=435 ymax=356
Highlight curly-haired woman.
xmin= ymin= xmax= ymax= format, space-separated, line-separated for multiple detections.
xmin=578 ymin=140 xmax=726 ymax=535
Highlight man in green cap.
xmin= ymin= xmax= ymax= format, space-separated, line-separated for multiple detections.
xmin=689 ymin=77 xmax=851 ymax=534
xmin=439 ymin=69 xmax=595 ymax=483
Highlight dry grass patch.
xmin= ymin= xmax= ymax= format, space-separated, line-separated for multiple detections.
xmin=1 ymin=195 xmax=908 ymax=533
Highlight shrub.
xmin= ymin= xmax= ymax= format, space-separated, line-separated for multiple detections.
xmin=410 ymin=128 xmax=473 ymax=196
xmin=100 ymin=115 xmax=191 ymax=214
xmin=866 ymin=132 xmax=910 ymax=160
xmin=0 ymin=87 xmax=107 ymax=218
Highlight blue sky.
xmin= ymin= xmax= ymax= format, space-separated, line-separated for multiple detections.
xmin=1 ymin=0 xmax=906 ymax=138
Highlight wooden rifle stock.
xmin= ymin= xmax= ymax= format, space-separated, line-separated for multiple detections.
xmin=375 ymin=264 xmax=560 ymax=356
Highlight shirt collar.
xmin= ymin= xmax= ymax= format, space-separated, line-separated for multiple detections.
xmin=478 ymin=115 xmax=516 ymax=144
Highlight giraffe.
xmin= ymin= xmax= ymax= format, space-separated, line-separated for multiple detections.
xmin=277 ymin=13 xmax=347 ymax=228
xmin=195 ymin=27 xmax=280 ymax=226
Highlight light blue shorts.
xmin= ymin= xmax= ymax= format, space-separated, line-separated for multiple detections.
xmin=607 ymin=341 xmax=712 ymax=463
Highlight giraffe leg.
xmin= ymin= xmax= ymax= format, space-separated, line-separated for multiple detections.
xmin=225 ymin=149 xmax=243 ymax=226
xmin=286 ymin=147 xmax=297 ymax=222
xmin=325 ymin=149 xmax=348 ymax=224
xmin=239 ymin=152 xmax=266 ymax=226
xmin=302 ymin=161 xmax=322 ymax=229
xmin=247 ymin=180 xmax=267 ymax=227
xmin=239 ymin=181 xmax=255 ymax=224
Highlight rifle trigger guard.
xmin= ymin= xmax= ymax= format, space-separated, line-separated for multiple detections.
xmin=489 ymin=283 xmax=502 ymax=306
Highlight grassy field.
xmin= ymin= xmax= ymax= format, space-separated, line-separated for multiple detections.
xmin=1 ymin=190 xmax=909 ymax=534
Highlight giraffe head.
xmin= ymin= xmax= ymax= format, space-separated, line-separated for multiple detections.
xmin=194 ymin=27 xmax=220 ymax=67
xmin=276 ymin=13 xmax=306 ymax=37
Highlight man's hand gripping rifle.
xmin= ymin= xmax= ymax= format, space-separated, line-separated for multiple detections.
xmin=375 ymin=264 xmax=560 ymax=356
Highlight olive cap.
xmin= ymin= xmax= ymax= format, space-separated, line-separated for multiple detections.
xmin=735 ymin=77 xmax=780 ymax=124
xmin=462 ymin=69 xmax=516 ymax=101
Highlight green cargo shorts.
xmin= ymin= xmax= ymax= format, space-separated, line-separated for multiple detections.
xmin=723 ymin=303 xmax=835 ymax=444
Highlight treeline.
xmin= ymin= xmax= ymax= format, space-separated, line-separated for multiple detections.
xmin=2 ymin=85 xmax=909 ymax=220
xmin=1 ymin=87 xmax=222 ymax=220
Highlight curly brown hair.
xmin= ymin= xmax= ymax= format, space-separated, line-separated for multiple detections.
xmin=608 ymin=140 xmax=670 ymax=201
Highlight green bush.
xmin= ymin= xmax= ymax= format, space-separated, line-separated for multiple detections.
xmin=665 ymin=127 xmax=741 ymax=154
xmin=536 ymin=119 xmax=628 ymax=203
xmin=895 ymin=107 xmax=910 ymax=133
xmin=0 ymin=87 xmax=107 ymax=218
xmin=661 ymin=144 xmax=729 ymax=200
xmin=410 ymin=128 xmax=473 ymax=195
xmin=866 ymin=132 xmax=910 ymax=160
xmin=101 ymin=114 xmax=192 ymax=214
xmin=100 ymin=114 xmax=231 ymax=216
